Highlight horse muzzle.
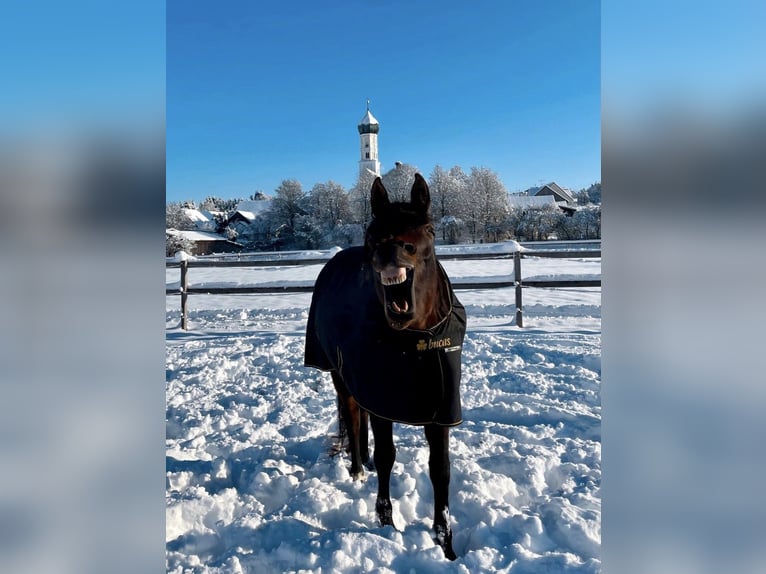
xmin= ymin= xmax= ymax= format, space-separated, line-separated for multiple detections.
xmin=376 ymin=266 xmax=415 ymax=328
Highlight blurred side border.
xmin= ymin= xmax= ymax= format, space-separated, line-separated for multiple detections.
xmin=603 ymin=1 xmax=766 ymax=573
xmin=1 ymin=2 xmax=166 ymax=573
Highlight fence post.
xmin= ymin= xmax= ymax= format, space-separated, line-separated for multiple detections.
xmin=180 ymin=259 xmax=189 ymax=330
xmin=514 ymin=250 xmax=523 ymax=328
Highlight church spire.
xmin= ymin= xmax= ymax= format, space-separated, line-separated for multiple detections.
xmin=358 ymin=101 xmax=381 ymax=177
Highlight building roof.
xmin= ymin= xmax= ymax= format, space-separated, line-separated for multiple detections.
xmin=231 ymin=198 xmax=271 ymax=222
xmin=358 ymin=109 xmax=379 ymax=126
xmin=166 ymin=229 xmax=230 ymax=242
xmin=535 ymin=182 xmax=575 ymax=204
xmin=358 ymin=105 xmax=380 ymax=134
xmin=183 ymin=208 xmax=214 ymax=224
xmin=507 ymin=195 xmax=558 ymax=209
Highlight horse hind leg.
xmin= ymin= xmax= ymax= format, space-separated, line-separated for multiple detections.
xmin=331 ymin=372 xmax=366 ymax=480
xmin=425 ymin=424 xmax=457 ymax=560
xmin=329 ymin=395 xmax=348 ymax=457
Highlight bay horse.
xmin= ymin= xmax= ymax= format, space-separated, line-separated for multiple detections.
xmin=304 ymin=173 xmax=466 ymax=560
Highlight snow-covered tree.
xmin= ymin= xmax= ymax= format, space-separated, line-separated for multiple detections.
xmin=165 ymin=232 xmax=195 ymax=257
xmin=308 ymin=181 xmax=352 ymax=229
xmin=428 ymin=165 xmax=451 ymax=224
xmin=199 ymin=196 xmax=240 ymax=213
xmin=574 ymin=182 xmax=601 ymax=205
xmin=380 ymin=162 xmax=418 ymax=201
xmin=291 ymin=181 xmax=359 ymax=249
xmin=265 ymin=179 xmax=307 ymax=248
xmin=349 ymin=169 xmax=377 ymax=227
xmin=428 ymin=165 xmax=470 ymax=243
xmin=554 ymin=209 xmax=581 ymax=240
xmin=515 ymin=204 xmax=560 ymax=241
xmin=166 ymin=201 xmax=197 ymax=231
xmin=573 ymin=205 xmax=601 ymax=238
xmin=465 ymin=167 xmax=509 ymax=242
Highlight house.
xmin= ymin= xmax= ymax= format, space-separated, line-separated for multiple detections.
xmin=226 ymin=198 xmax=271 ymax=233
xmin=535 ymin=182 xmax=575 ymax=203
xmin=507 ymin=194 xmax=558 ymax=211
xmin=182 ymin=207 xmax=222 ymax=232
xmin=166 ymin=229 xmax=242 ymax=256
xmin=216 ymin=197 xmax=272 ymax=249
xmin=534 ymin=182 xmax=577 ymax=215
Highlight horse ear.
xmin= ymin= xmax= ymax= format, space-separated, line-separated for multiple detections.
xmin=370 ymin=177 xmax=389 ymax=217
xmin=411 ymin=173 xmax=430 ymax=214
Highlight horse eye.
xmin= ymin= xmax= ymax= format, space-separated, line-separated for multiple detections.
xmin=403 ymin=243 xmax=416 ymax=254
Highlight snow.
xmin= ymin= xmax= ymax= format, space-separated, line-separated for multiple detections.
xmin=166 ymin=243 xmax=601 ymax=572
xmin=184 ymin=208 xmax=215 ymax=224
xmin=507 ymin=195 xmax=557 ymax=209
xmin=167 ymin=229 xmax=230 ymax=243
xmin=236 ymin=199 xmax=272 ymax=217
xmin=436 ymin=240 xmax=523 ymax=255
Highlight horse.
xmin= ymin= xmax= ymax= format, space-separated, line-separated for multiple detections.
xmin=304 ymin=173 xmax=466 ymax=560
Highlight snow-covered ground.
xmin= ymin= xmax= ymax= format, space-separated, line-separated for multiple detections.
xmin=166 ymin=244 xmax=601 ymax=573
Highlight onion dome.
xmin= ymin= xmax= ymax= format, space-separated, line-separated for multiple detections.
xmin=357 ymin=103 xmax=380 ymax=134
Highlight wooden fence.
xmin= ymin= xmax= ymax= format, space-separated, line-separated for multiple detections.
xmin=166 ymin=248 xmax=601 ymax=330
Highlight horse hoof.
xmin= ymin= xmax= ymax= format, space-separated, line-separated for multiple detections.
xmin=350 ymin=468 xmax=365 ymax=481
xmin=433 ymin=524 xmax=457 ymax=561
xmin=376 ymin=498 xmax=394 ymax=527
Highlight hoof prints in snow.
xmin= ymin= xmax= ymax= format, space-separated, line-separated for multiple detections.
xmin=166 ymin=314 xmax=600 ymax=573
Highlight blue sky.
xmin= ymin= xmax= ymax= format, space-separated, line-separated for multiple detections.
xmin=167 ymin=0 xmax=600 ymax=202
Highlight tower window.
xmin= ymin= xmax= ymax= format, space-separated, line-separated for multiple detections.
xmin=365 ymin=152 xmax=370 ymax=159
xmin=365 ymin=143 xmax=369 ymax=148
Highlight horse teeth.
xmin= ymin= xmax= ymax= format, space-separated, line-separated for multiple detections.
xmin=382 ymin=275 xmax=405 ymax=286
xmin=392 ymin=300 xmax=409 ymax=313
xmin=381 ymin=268 xmax=407 ymax=285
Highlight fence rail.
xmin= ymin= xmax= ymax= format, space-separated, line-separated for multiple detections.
xmin=166 ymin=248 xmax=601 ymax=330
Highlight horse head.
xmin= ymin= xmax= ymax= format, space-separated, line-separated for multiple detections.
xmin=365 ymin=173 xmax=448 ymax=331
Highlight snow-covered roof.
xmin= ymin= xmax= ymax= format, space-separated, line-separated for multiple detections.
xmin=507 ymin=195 xmax=557 ymax=209
xmin=536 ymin=182 xmax=575 ymax=204
xmin=183 ymin=208 xmax=213 ymax=224
xmin=230 ymin=198 xmax=271 ymax=222
xmin=166 ymin=229 xmax=229 ymax=242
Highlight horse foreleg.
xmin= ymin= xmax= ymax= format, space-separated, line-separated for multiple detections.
xmin=425 ymin=424 xmax=456 ymax=560
xmin=370 ymin=415 xmax=395 ymax=527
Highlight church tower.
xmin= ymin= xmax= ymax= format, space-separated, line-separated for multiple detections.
xmin=357 ymin=100 xmax=381 ymax=177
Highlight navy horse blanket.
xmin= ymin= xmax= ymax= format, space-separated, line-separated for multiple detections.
xmin=304 ymin=246 xmax=466 ymax=426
